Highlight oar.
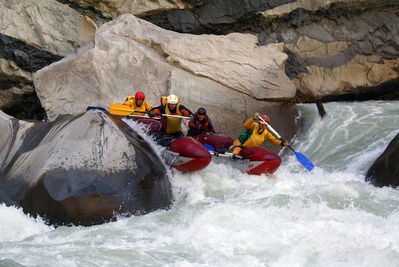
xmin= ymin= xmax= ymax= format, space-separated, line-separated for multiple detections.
xmin=258 ymin=116 xmax=314 ymax=171
xmin=134 ymin=110 xmax=190 ymax=119
xmin=86 ymin=106 xmax=107 ymax=112
xmin=127 ymin=114 xmax=160 ymax=120
xmin=109 ymin=103 xmax=190 ymax=119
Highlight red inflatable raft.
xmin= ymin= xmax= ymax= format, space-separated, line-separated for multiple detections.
xmin=194 ymin=134 xmax=281 ymax=175
xmin=106 ymin=106 xmax=278 ymax=175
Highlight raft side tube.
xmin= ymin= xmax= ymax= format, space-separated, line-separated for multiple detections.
xmin=168 ymin=137 xmax=211 ymax=172
xmin=169 ymin=137 xmax=211 ymax=159
xmin=194 ymin=134 xmax=234 ymax=150
xmin=241 ymin=147 xmax=281 ymax=175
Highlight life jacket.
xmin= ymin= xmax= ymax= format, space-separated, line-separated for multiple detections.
xmin=192 ymin=114 xmax=211 ymax=134
xmin=242 ymin=123 xmax=265 ymax=148
xmin=162 ymin=96 xmax=182 ymax=134
xmin=241 ymin=123 xmax=280 ymax=148
xmin=124 ymin=96 xmax=151 ymax=115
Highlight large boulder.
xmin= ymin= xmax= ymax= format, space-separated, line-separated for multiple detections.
xmin=365 ymin=133 xmax=399 ymax=188
xmin=33 ymin=14 xmax=297 ymax=145
xmin=0 ymin=109 xmax=172 ymax=226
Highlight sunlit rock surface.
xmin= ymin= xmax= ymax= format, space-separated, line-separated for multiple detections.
xmin=0 ymin=109 xmax=172 ymax=226
xmin=366 ymin=133 xmax=399 ymax=188
xmin=0 ymin=0 xmax=96 ymax=56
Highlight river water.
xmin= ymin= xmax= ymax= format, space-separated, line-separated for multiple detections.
xmin=1 ymin=101 xmax=398 ymax=266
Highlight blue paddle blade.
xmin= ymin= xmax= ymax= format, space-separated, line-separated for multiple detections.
xmin=86 ymin=106 xmax=107 ymax=112
xmin=294 ymin=151 xmax=314 ymax=171
xmin=203 ymin=144 xmax=215 ymax=151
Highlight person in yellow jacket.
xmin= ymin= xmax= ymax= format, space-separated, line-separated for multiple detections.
xmin=123 ymin=91 xmax=152 ymax=115
xmin=232 ymin=112 xmax=289 ymax=155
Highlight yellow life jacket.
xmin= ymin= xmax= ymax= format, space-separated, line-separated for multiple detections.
xmin=164 ymin=103 xmax=182 ymax=134
xmin=242 ymin=123 xmax=266 ymax=148
xmin=241 ymin=119 xmax=281 ymax=148
xmin=124 ymin=96 xmax=151 ymax=116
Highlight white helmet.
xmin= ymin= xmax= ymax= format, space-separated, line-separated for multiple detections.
xmin=167 ymin=94 xmax=179 ymax=104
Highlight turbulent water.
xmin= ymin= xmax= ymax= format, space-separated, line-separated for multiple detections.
xmin=1 ymin=101 xmax=399 ymax=266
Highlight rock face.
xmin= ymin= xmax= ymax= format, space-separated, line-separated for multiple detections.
xmin=256 ymin=1 xmax=399 ymax=101
xmin=2 ymin=0 xmax=399 ymax=121
xmin=0 ymin=109 xmax=172 ymax=226
xmin=366 ymin=133 xmax=399 ymax=188
xmin=140 ymin=0 xmax=399 ymax=101
xmin=33 ymin=14 xmax=297 ymax=144
xmin=0 ymin=57 xmax=45 ymax=120
xmin=281 ymin=11 xmax=399 ymax=101
xmin=0 ymin=0 xmax=97 ymax=120
xmin=0 ymin=0 xmax=96 ymax=56
xmin=60 ymin=0 xmax=193 ymax=20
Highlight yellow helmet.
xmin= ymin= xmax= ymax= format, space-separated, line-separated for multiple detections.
xmin=167 ymin=94 xmax=179 ymax=104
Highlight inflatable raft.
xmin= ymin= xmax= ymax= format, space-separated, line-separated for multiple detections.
xmin=194 ymin=134 xmax=281 ymax=175
xmin=102 ymin=104 xmax=280 ymax=175
xmin=121 ymin=117 xmax=280 ymax=175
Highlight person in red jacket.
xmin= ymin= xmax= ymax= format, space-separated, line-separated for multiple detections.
xmin=187 ymin=108 xmax=216 ymax=137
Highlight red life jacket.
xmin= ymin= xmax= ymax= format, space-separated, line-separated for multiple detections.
xmin=191 ymin=113 xmax=212 ymax=135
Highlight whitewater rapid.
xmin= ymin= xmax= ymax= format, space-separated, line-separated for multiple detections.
xmin=1 ymin=101 xmax=398 ymax=266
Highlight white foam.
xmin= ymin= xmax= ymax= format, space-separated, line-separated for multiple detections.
xmin=0 ymin=204 xmax=52 ymax=242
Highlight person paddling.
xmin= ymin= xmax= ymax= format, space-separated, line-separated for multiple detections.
xmin=187 ymin=108 xmax=216 ymax=137
xmin=150 ymin=94 xmax=193 ymax=145
xmin=123 ymin=91 xmax=152 ymax=115
xmin=231 ymin=112 xmax=289 ymax=155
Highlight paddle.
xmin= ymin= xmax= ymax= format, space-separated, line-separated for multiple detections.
xmin=258 ymin=116 xmax=314 ymax=171
xmin=109 ymin=103 xmax=136 ymax=116
xmin=127 ymin=114 xmax=160 ymax=120
xmin=86 ymin=106 xmax=107 ymax=112
xmin=109 ymin=103 xmax=191 ymax=119
xmin=86 ymin=106 xmax=160 ymax=120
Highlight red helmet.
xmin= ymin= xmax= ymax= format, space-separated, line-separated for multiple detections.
xmin=135 ymin=91 xmax=145 ymax=100
xmin=259 ymin=115 xmax=270 ymax=124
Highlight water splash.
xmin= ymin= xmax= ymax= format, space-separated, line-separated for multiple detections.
xmin=0 ymin=204 xmax=52 ymax=242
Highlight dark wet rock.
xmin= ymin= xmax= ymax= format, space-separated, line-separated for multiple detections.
xmin=148 ymin=0 xmax=296 ymax=33
xmin=0 ymin=109 xmax=172 ymax=226
xmin=0 ymin=34 xmax=63 ymax=73
xmin=0 ymin=34 xmax=62 ymax=120
xmin=316 ymin=101 xmax=326 ymax=118
xmin=366 ymin=133 xmax=399 ymax=188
